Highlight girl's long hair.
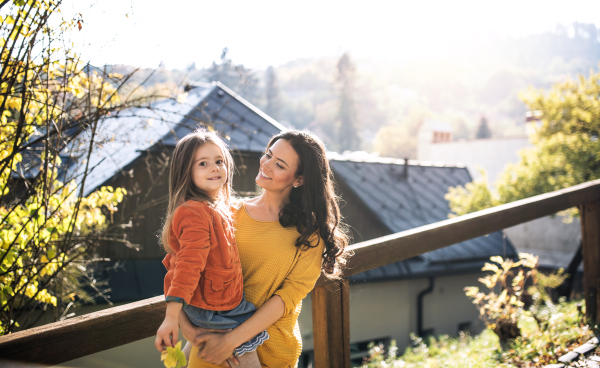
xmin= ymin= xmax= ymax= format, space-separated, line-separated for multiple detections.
xmin=160 ymin=129 xmax=234 ymax=253
xmin=268 ymin=130 xmax=351 ymax=279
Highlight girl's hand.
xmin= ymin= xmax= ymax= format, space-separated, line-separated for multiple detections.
xmin=195 ymin=333 xmax=238 ymax=366
xmin=155 ymin=317 xmax=180 ymax=352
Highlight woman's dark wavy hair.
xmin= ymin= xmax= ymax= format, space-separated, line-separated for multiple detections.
xmin=267 ymin=130 xmax=351 ymax=279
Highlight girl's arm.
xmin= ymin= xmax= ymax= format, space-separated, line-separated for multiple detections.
xmin=194 ymin=295 xmax=285 ymax=364
xmin=155 ymin=301 xmax=183 ymax=352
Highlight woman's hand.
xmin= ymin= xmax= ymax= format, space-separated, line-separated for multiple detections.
xmin=178 ymin=308 xmax=231 ymax=341
xmin=178 ymin=309 xmax=239 ymax=366
xmin=195 ymin=332 xmax=238 ymax=366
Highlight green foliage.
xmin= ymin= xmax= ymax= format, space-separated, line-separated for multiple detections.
xmin=445 ymin=171 xmax=495 ymax=218
xmin=358 ymin=301 xmax=594 ymax=368
xmin=357 ymin=331 xmax=502 ymax=368
xmin=446 ymin=69 xmax=600 ymax=217
xmin=0 ymin=0 xmax=167 ymax=334
xmin=464 ymin=253 xmax=539 ymax=346
xmin=464 ymin=253 xmax=569 ymax=350
xmin=504 ymin=300 xmax=594 ymax=367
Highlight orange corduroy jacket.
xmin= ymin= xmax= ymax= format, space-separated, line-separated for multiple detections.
xmin=162 ymin=200 xmax=243 ymax=310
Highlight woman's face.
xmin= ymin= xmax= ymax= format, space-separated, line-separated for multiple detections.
xmin=256 ymin=139 xmax=303 ymax=192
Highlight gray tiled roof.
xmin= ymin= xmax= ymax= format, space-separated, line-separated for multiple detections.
xmin=162 ymin=83 xmax=285 ymax=152
xmin=69 ymin=82 xmax=285 ymax=196
xmin=329 ymin=155 xmax=517 ymax=281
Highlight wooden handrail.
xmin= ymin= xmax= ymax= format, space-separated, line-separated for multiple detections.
xmin=0 ymin=296 xmax=164 ymax=365
xmin=0 ymin=179 xmax=599 ymax=366
xmin=317 ymin=177 xmax=600 ymax=286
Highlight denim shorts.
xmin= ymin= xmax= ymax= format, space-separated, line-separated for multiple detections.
xmin=183 ymin=293 xmax=269 ymax=356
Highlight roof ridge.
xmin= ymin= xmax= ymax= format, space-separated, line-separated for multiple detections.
xmin=327 ymin=153 xmax=467 ymax=169
xmin=214 ymin=82 xmax=287 ymax=132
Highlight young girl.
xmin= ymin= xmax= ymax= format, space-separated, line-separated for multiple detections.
xmin=155 ymin=129 xmax=267 ymax=368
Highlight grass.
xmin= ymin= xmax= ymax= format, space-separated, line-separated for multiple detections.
xmin=356 ymin=299 xmax=598 ymax=368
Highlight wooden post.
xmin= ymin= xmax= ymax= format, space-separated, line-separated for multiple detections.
xmin=581 ymin=200 xmax=600 ymax=324
xmin=311 ymin=279 xmax=351 ymax=368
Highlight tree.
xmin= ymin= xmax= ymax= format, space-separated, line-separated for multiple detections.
xmin=336 ymin=53 xmax=361 ymax=151
xmin=0 ymin=0 xmax=171 ymax=334
xmin=374 ymin=126 xmax=416 ymax=159
xmin=446 ymin=70 xmax=600 ymax=217
xmin=204 ymin=48 xmax=259 ymax=103
xmin=265 ymin=66 xmax=281 ymax=121
xmin=476 ymin=116 xmax=492 ymax=139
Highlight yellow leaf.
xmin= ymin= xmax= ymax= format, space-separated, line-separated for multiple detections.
xmin=490 ymin=256 xmax=503 ymax=265
xmin=481 ymin=262 xmax=499 ymax=273
xmin=176 ymin=93 xmax=188 ymax=104
xmin=160 ymin=341 xmax=186 ymax=368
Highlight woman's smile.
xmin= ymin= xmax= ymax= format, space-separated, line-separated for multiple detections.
xmin=259 ymin=170 xmax=272 ymax=180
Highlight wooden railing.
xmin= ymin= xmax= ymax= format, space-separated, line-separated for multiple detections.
xmin=1 ymin=179 xmax=599 ymax=367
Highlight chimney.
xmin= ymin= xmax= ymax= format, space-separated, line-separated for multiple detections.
xmin=403 ymin=157 xmax=409 ymax=179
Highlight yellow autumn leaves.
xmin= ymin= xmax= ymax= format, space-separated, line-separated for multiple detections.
xmin=464 ymin=252 xmax=569 ymax=344
xmin=161 ymin=341 xmax=187 ymax=368
xmin=0 ymin=0 xmax=127 ymax=333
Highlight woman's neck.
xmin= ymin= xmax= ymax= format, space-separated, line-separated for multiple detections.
xmin=246 ymin=189 xmax=291 ymax=221
xmin=259 ymin=189 xmax=290 ymax=211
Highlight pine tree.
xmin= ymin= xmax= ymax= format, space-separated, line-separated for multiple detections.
xmin=265 ymin=66 xmax=281 ymax=120
xmin=336 ymin=53 xmax=361 ymax=151
xmin=476 ymin=116 xmax=492 ymax=139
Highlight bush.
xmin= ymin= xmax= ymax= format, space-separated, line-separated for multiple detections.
xmin=357 ymin=300 xmax=596 ymax=368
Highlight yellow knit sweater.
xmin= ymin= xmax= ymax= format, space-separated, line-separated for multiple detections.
xmin=189 ymin=204 xmax=324 ymax=368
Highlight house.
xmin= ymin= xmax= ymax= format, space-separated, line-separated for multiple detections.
xmin=65 ymin=84 xmax=517 ymax=368
xmin=417 ymin=119 xmax=531 ymax=184
xmin=295 ymin=153 xmax=517 ymax=365
xmin=416 ymin=120 xmax=582 ymax=273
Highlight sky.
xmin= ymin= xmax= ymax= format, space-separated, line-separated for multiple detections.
xmin=61 ymin=0 xmax=600 ymax=70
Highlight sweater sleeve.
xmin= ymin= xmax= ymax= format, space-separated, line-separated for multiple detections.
xmin=165 ymin=204 xmax=211 ymax=305
xmin=274 ymin=234 xmax=325 ymax=315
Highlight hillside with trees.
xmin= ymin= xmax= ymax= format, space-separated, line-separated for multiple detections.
xmin=109 ymin=23 xmax=600 ymax=156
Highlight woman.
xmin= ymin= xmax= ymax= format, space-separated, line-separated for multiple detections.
xmin=180 ymin=130 xmax=350 ymax=367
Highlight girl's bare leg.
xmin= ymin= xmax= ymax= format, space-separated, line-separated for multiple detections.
xmin=233 ymin=351 xmax=261 ymax=368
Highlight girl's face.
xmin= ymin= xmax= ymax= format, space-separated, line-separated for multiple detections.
xmin=191 ymin=142 xmax=227 ymax=198
xmin=256 ymin=139 xmax=303 ymax=192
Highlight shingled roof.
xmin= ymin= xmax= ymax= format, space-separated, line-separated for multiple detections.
xmin=328 ymin=153 xmax=518 ymax=281
xmin=69 ymin=82 xmax=285 ymax=196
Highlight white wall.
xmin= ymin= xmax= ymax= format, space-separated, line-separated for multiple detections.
xmin=299 ymin=273 xmax=485 ymax=352
xmin=418 ymin=136 xmax=581 ymax=267
xmin=418 ymin=137 xmax=531 ymax=184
